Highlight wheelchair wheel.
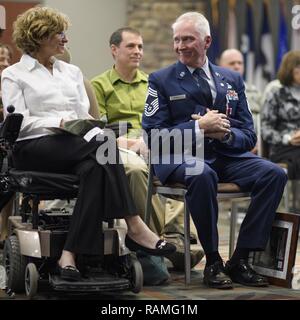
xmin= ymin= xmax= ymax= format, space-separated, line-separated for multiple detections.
xmin=130 ymin=256 xmax=143 ymax=294
xmin=3 ymin=235 xmax=27 ymax=293
xmin=25 ymin=263 xmax=39 ymax=299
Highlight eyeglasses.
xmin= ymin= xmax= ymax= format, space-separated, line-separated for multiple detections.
xmin=57 ymin=31 xmax=67 ymax=39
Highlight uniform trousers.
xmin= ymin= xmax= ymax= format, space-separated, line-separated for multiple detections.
xmin=166 ymin=155 xmax=288 ymax=254
xmin=13 ymin=134 xmax=137 ymax=255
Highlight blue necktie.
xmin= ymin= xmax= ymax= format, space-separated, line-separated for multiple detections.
xmin=193 ymin=68 xmax=213 ymax=107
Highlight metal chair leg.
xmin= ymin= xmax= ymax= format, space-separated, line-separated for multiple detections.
xmin=145 ymin=166 xmax=154 ymax=226
xmin=229 ymin=201 xmax=238 ymax=258
xmin=283 ymin=181 xmax=290 ymax=212
xmin=183 ymin=195 xmax=191 ymax=285
xmin=13 ymin=192 xmax=20 ymax=216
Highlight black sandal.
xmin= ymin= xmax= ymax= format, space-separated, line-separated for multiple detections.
xmin=58 ymin=265 xmax=81 ymax=281
xmin=125 ymin=235 xmax=176 ymax=256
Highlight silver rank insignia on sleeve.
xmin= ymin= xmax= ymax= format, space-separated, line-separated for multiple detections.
xmin=145 ymin=86 xmax=159 ymax=117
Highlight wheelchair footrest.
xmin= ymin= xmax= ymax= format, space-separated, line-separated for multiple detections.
xmin=49 ymin=274 xmax=131 ymax=292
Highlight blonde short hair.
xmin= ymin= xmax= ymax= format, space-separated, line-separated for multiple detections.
xmin=13 ymin=6 xmax=70 ymax=54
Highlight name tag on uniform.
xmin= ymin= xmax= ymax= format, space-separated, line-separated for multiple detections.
xmin=169 ymin=94 xmax=186 ymax=101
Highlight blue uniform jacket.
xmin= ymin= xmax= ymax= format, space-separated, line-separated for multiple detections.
xmin=142 ymin=61 xmax=257 ymax=183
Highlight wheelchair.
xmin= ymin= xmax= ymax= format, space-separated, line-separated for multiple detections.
xmin=0 ymin=106 xmax=143 ymax=298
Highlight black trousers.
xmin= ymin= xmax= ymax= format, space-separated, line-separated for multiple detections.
xmin=13 ymin=134 xmax=136 ymax=255
xmin=270 ymin=145 xmax=300 ymax=179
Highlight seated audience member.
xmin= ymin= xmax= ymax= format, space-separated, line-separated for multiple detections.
xmin=1 ymin=6 xmax=175 ymax=281
xmin=142 ymin=11 xmax=287 ymax=289
xmin=91 ymin=27 xmax=203 ymax=270
xmin=261 ymin=79 xmax=282 ymax=106
xmin=261 ymin=51 xmax=300 ymax=180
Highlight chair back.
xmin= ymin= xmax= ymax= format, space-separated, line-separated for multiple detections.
xmin=83 ymin=77 xmax=100 ymax=119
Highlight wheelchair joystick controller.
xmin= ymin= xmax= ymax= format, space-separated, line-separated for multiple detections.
xmin=0 ymin=105 xmax=23 ymax=144
xmin=7 ymin=105 xmax=15 ymax=114
xmin=0 ymin=105 xmax=23 ymax=192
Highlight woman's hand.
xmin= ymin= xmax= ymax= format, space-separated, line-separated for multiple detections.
xmin=290 ymin=130 xmax=300 ymax=146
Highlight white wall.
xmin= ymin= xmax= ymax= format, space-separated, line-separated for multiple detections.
xmin=43 ymin=0 xmax=127 ymax=79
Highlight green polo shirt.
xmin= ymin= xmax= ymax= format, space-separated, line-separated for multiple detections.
xmin=91 ymin=67 xmax=148 ymax=137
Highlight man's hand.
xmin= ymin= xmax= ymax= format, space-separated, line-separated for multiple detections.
xmin=117 ymin=136 xmax=133 ymax=149
xmin=137 ymin=138 xmax=149 ymax=160
xmin=290 ymin=130 xmax=300 ymax=146
xmin=117 ymin=136 xmax=148 ymax=159
xmin=191 ymin=110 xmax=230 ymax=133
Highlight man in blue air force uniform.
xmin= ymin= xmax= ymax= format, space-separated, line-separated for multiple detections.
xmin=142 ymin=12 xmax=288 ymax=289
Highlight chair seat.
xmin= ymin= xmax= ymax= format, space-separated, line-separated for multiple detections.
xmin=9 ymin=169 xmax=79 ymax=197
xmin=153 ymin=176 xmax=242 ymax=193
xmin=217 ymin=183 xmax=242 ymax=193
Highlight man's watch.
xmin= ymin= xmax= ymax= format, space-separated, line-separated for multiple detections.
xmin=282 ymin=134 xmax=292 ymax=145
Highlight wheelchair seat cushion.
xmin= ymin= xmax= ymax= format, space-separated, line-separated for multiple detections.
xmin=8 ymin=169 xmax=79 ymax=196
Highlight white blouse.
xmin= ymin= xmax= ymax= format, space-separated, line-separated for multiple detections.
xmin=1 ymin=54 xmax=91 ymax=140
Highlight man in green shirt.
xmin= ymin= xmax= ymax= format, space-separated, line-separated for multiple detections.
xmin=91 ymin=27 xmax=203 ymax=270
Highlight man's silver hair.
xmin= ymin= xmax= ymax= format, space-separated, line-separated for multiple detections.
xmin=172 ymin=12 xmax=211 ymax=40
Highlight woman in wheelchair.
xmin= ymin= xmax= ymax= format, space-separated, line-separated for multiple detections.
xmin=1 ymin=6 xmax=175 ymax=281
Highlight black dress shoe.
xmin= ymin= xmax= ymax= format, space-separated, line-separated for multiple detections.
xmin=125 ymin=235 xmax=176 ymax=256
xmin=203 ymin=260 xmax=233 ymax=289
xmin=224 ymin=259 xmax=269 ymax=287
